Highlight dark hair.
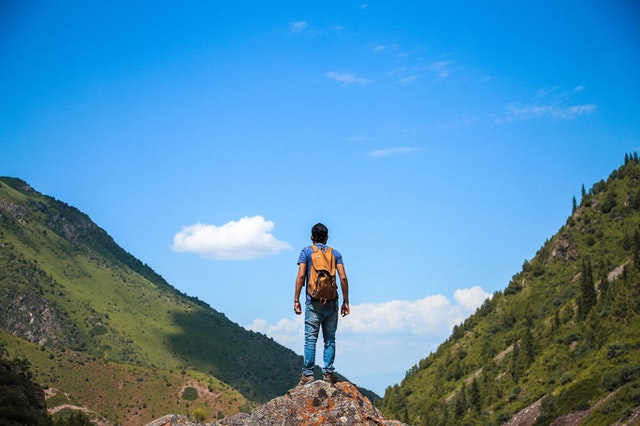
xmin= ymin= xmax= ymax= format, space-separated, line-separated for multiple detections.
xmin=311 ymin=223 xmax=328 ymax=243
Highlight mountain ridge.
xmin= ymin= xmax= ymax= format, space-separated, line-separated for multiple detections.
xmin=378 ymin=154 xmax=640 ymax=425
xmin=0 ymin=176 xmax=306 ymax=423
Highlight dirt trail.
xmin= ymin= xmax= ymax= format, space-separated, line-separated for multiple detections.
xmin=48 ymin=404 xmax=92 ymax=415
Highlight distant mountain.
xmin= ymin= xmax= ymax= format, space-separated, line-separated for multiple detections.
xmin=378 ymin=154 xmax=640 ymax=425
xmin=0 ymin=177 xmax=305 ymax=423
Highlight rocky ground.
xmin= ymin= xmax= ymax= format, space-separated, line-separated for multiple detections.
xmin=146 ymin=381 xmax=407 ymax=426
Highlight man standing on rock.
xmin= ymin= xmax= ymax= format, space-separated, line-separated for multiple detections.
xmin=294 ymin=223 xmax=350 ymax=385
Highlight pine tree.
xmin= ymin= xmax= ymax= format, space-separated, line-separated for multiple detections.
xmin=469 ymin=379 xmax=482 ymax=412
xmin=578 ymin=260 xmax=597 ymax=321
xmin=521 ymin=321 xmax=536 ymax=364
xmin=454 ymin=383 xmax=467 ymax=419
xmin=633 ymin=229 xmax=640 ymax=269
xmin=510 ymin=342 xmax=522 ymax=381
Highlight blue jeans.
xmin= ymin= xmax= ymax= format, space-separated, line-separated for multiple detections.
xmin=302 ymin=299 xmax=339 ymax=376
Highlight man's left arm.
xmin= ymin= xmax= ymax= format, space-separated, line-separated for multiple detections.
xmin=336 ymin=264 xmax=350 ymax=317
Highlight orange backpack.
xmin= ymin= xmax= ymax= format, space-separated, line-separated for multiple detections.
xmin=308 ymin=245 xmax=337 ymax=303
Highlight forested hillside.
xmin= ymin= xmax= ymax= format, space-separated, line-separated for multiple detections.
xmin=379 ymin=154 xmax=640 ymax=425
xmin=0 ymin=177 xmax=301 ymax=423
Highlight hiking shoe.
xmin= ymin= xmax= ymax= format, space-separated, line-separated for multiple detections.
xmin=322 ymin=372 xmax=338 ymax=383
xmin=298 ymin=374 xmax=314 ymax=386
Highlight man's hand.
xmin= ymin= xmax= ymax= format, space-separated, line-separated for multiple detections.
xmin=341 ymin=302 xmax=350 ymax=317
xmin=294 ymin=300 xmax=302 ymax=315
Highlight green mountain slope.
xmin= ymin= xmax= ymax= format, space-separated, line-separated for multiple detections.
xmin=0 ymin=177 xmax=302 ymax=423
xmin=378 ymin=155 xmax=640 ymax=425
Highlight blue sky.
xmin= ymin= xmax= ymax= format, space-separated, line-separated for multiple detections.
xmin=1 ymin=1 xmax=639 ymax=395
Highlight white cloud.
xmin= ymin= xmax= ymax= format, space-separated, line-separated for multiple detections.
xmin=248 ymin=316 xmax=304 ymax=350
xmin=501 ymin=103 xmax=596 ymax=122
xmin=171 ymin=215 xmax=291 ymax=260
xmin=562 ymin=104 xmax=597 ymax=118
xmin=342 ymin=295 xmax=461 ymax=335
xmin=429 ymin=60 xmax=452 ymax=79
xmin=398 ymin=75 xmax=420 ymax=85
xmin=498 ymin=86 xmax=597 ymax=123
xmin=246 ymin=287 xmax=492 ymax=394
xmin=454 ymin=286 xmax=492 ymax=311
xmin=326 ymin=71 xmax=373 ymax=86
xmin=369 ymin=147 xmax=420 ymax=158
xmin=290 ymin=21 xmax=308 ymax=33
xmin=387 ymin=60 xmax=451 ymax=85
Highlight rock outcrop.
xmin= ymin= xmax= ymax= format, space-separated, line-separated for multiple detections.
xmin=0 ymin=358 xmax=49 ymax=425
xmin=147 ymin=381 xmax=407 ymax=426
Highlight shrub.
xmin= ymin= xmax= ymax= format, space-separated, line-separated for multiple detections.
xmin=606 ymin=342 xmax=629 ymax=359
xmin=90 ymin=325 xmax=108 ymax=336
xmin=190 ymin=407 xmax=207 ymax=422
xmin=182 ymin=387 xmax=198 ymax=401
xmin=560 ymin=372 xmax=573 ymax=385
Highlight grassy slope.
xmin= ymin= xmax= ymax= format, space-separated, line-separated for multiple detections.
xmin=0 ymin=330 xmax=245 ymax=424
xmin=0 ymin=177 xmax=302 ymax=423
xmin=378 ymin=156 xmax=640 ymax=425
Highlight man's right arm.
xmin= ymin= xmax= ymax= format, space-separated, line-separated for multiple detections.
xmin=294 ymin=263 xmax=306 ymax=315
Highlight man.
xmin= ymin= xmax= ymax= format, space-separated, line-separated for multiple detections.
xmin=294 ymin=223 xmax=350 ymax=385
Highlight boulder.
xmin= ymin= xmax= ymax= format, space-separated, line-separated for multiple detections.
xmin=215 ymin=381 xmax=406 ymax=426
xmin=146 ymin=381 xmax=407 ymax=426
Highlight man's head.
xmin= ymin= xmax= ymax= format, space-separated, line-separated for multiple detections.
xmin=311 ymin=223 xmax=329 ymax=244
